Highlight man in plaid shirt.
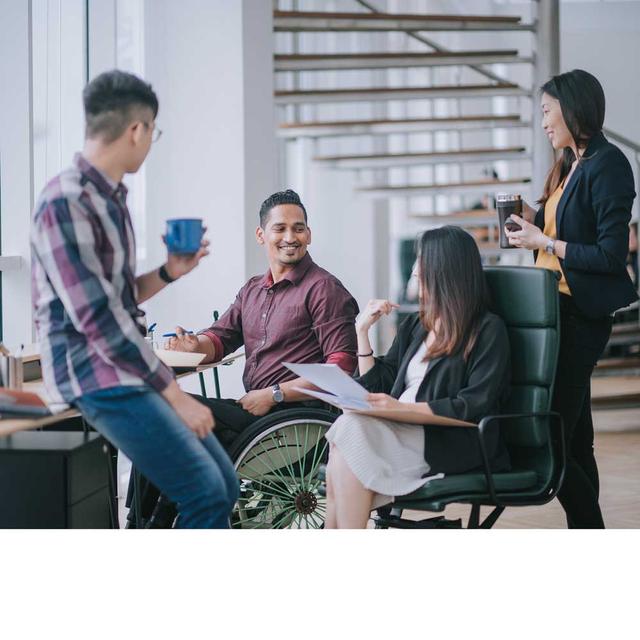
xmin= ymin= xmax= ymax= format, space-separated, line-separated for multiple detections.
xmin=31 ymin=70 xmax=238 ymax=528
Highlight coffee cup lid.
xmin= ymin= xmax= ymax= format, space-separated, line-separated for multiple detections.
xmin=496 ymin=194 xmax=522 ymax=202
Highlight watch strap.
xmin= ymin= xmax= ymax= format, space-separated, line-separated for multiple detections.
xmin=158 ymin=264 xmax=175 ymax=284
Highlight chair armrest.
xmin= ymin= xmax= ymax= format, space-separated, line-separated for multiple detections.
xmin=475 ymin=411 xmax=565 ymax=507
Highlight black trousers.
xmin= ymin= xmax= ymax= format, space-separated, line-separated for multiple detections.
xmin=554 ymin=294 xmax=612 ymax=529
xmin=192 ymin=396 xmax=324 ymax=452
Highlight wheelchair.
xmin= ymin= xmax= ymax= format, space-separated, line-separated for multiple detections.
xmin=126 ymin=312 xmax=339 ymax=529
xmin=227 ymin=407 xmax=337 ymax=529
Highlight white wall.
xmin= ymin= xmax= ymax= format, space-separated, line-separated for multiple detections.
xmin=561 ymin=0 xmax=640 ymax=218
xmin=561 ymin=1 xmax=640 ymax=142
xmin=141 ymin=0 xmax=276 ymax=397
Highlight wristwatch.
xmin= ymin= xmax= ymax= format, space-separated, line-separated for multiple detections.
xmin=158 ymin=264 xmax=175 ymax=283
xmin=544 ymin=238 xmax=556 ymax=256
xmin=271 ymin=384 xmax=284 ymax=404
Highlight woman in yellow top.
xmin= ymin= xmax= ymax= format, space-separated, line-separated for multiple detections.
xmin=506 ymin=69 xmax=637 ymax=528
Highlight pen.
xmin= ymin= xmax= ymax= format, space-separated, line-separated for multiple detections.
xmin=162 ymin=331 xmax=195 ymax=337
xmin=147 ymin=322 xmax=157 ymax=333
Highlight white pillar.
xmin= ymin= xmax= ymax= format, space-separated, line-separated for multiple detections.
xmin=532 ymin=0 xmax=560 ymax=199
xmin=142 ymin=0 xmax=276 ymax=397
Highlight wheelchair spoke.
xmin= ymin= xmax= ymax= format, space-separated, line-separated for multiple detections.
xmin=232 ymin=418 xmax=332 ymax=529
xmin=241 ymin=443 xmax=291 ymax=483
xmin=269 ymin=431 xmax=300 ymax=489
xmin=239 ymin=479 xmax=295 ymax=502
xmin=251 ymin=439 xmax=299 ymax=487
xmin=237 ymin=468 xmax=297 ymax=500
xmin=299 ymin=422 xmax=317 ymax=491
xmin=307 ymin=439 xmax=330 ymax=481
xmin=307 ymin=511 xmax=324 ymax=528
xmin=265 ymin=430 xmax=308 ymax=495
xmin=307 ymin=428 xmax=327 ymax=485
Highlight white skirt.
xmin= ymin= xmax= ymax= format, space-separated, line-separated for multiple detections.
xmin=324 ymin=412 xmax=432 ymax=509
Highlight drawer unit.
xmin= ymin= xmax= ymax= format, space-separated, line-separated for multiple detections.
xmin=0 ymin=431 xmax=112 ymax=528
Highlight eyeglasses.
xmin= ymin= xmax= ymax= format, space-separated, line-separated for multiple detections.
xmin=143 ymin=121 xmax=163 ymax=143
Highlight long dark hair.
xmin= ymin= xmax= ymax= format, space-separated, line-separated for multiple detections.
xmin=418 ymin=226 xmax=489 ymax=360
xmin=538 ymin=69 xmax=605 ymax=206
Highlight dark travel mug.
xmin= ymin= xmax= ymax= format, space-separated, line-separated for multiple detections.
xmin=497 ymin=194 xmax=523 ymax=249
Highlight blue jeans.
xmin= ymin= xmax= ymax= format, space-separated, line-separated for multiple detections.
xmin=75 ymin=386 xmax=239 ymax=529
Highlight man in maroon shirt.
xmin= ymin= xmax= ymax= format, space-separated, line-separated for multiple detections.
xmin=167 ymin=189 xmax=358 ymax=448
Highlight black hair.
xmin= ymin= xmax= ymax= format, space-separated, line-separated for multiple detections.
xmin=83 ymin=70 xmax=159 ymax=143
xmin=539 ymin=69 xmax=605 ymax=205
xmin=258 ymin=189 xmax=308 ymax=228
xmin=418 ymin=226 xmax=489 ymax=361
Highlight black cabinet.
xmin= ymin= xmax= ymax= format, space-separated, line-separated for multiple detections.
xmin=0 ymin=431 xmax=113 ymax=528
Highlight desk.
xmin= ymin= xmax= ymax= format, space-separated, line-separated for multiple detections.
xmin=0 ymin=352 xmax=244 ymax=439
xmin=0 ymin=408 xmax=80 ymax=438
xmin=0 ymin=379 xmax=79 ymax=437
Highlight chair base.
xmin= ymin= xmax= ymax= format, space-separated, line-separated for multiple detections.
xmin=374 ymin=514 xmax=463 ymax=529
xmin=374 ymin=504 xmax=505 ymax=529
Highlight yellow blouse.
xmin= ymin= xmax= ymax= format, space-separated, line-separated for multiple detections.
xmin=535 ymin=183 xmax=571 ymax=296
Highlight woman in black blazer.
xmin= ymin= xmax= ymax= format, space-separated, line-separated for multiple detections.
xmin=324 ymin=227 xmax=511 ymax=529
xmin=506 ymin=69 xmax=638 ymax=528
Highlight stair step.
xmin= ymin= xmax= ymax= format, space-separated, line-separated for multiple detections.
xmin=408 ymin=209 xmax=499 ymax=225
xmin=591 ymin=376 xmax=640 ymax=408
xmin=606 ymin=330 xmax=640 ymax=348
xmin=315 ymin=146 xmax=529 ymax=169
xmin=273 ymin=10 xmax=533 ymax=33
xmin=275 ymin=83 xmax=530 ymax=105
xmin=611 ymin=321 xmax=640 ymax=335
xmin=275 ymin=50 xmax=531 ymax=71
xmin=277 ymin=115 xmax=528 ymax=139
xmin=358 ymin=177 xmax=531 ymax=198
xmin=594 ymin=357 xmax=640 ymax=377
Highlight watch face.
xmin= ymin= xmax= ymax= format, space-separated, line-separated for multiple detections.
xmin=272 ymin=387 xmax=284 ymax=403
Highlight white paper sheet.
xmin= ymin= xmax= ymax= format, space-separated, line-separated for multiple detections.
xmin=286 ymin=361 xmax=475 ymax=428
xmin=283 ymin=361 xmax=369 ymax=404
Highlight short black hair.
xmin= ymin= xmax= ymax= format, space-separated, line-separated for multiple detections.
xmin=83 ymin=70 xmax=159 ymax=143
xmin=259 ymin=189 xmax=308 ymax=228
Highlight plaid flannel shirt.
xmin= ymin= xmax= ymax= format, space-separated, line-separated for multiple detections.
xmin=30 ymin=154 xmax=174 ymax=404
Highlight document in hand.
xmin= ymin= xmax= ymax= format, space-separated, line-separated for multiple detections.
xmin=283 ymin=362 xmax=475 ymax=428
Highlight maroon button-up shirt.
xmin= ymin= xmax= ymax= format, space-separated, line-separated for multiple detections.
xmin=199 ymin=253 xmax=359 ymax=391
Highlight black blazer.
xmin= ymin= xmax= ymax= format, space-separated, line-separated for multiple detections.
xmin=534 ymin=131 xmax=638 ymax=318
xmin=357 ymin=312 xmax=511 ymax=475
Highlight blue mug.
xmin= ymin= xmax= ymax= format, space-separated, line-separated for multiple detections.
xmin=165 ymin=218 xmax=204 ymax=254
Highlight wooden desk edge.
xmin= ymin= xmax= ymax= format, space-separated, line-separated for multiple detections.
xmin=0 ymin=408 xmax=80 ymax=437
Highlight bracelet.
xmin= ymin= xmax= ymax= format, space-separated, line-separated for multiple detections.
xmin=158 ymin=264 xmax=175 ymax=284
xmin=357 ymin=350 xmax=374 ymax=357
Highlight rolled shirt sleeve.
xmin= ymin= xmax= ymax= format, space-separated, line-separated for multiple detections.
xmin=307 ymin=278 xmax=359 ymax=367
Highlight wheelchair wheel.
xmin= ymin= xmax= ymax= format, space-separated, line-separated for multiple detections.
xmin=227 ymin=409 xmax=337 ymax=529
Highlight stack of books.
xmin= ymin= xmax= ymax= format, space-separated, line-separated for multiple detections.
xmin=0 ymin=389 xmax=51 ymax=419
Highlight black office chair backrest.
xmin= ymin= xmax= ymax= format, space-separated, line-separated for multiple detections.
xmin=484 ymin=267 xmax=560 ymax=481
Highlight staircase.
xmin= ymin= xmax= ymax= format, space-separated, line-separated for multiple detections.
xmin=273 ymin=0 xmax=544 ymax=262
xmin=272 ymin=1 xmax=640 ymax=405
